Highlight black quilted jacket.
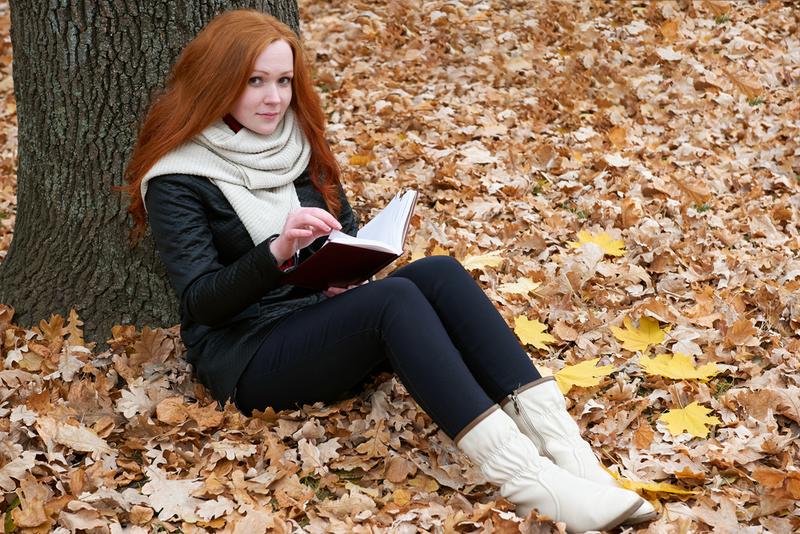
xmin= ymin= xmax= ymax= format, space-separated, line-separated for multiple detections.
xmin=144 ymin=169 xmax=358 ymax=404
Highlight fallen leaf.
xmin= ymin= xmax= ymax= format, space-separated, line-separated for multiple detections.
xmin=156 ymin=397 xmax=189 ymax=425
xmin=35 ymin=417 xmax=113 ymax=459
xmin=568 ymin=231 xmax=625 ymax=257
xmin=11 ymin=476 xmax=53 ymax=529
xmin=497 ymin=277 xmax=540 ymax=295
xmin=514 ymin=317 xmax=555 ymax=350
xmin=723 ymin=318 xmax=759 ymax=347
xmin=607 ymin=126 xmax=627 ymax=148
xmin=660 ymin=19 xmax=680 ymax=41
xmin=639 ymin=352 xmax=720 ymax=381
xmin=611 ymin=316 xmax=668 ymax=353
xmin=408 ymin=475 xmax=439 ymax=493
xmin=604 ymin=153 xmax=633 ymax=168
xmin=616 ymin=478 xmax=699 ymax=496
xmin=384 ymin=456 xmax=417 ymax=483
xmin=65 ymin=308 xmax=86 ymax=347
xmin=462 ymin=250 xmax=505 ymax=271
xmin=0 ymin=450 xmax=37 ymax=491
xmin=141 ymin=466 xmax=202 ymax=522
xmin=348 ymin=153 xmax=373 ymax=166
xmin=392 ymin=488 xmax=411 ymax=506
xmin=554 ymin=358 xmax=615 ymax=394
xmin=658 ymin=402 xmax=721 ymax=438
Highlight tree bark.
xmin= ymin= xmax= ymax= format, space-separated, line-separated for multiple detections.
xmin=0 ymin=0 xmax=299 ymax=342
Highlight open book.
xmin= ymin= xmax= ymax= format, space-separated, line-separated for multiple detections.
xmin=282 ymin=190 xmax=418 ymax=289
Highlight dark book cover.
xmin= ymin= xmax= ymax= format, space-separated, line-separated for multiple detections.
xmin=282 ymin=243 xmax=399 ymax=290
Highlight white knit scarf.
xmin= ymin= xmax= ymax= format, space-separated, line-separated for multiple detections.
xmin=141 ymin=109 xmax=311 ymax=244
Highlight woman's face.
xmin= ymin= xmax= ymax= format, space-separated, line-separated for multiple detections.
xmin=230 ymin=39 xmax=294 ymax=135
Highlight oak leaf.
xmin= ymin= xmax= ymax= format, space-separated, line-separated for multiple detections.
xmin=0 ymin=449 xmax=36 ymax=491
xmin=34 ymin=314 xmax=65 ymax=343
xmin=497 ymin=277 xmax=540 ymax=295
xmin=35 ymin=417 xmax=112 ymax=459
xmin=639 ymin=352 xmax=720 ymax=381
xmin=568 ymin=231 xmax=625 ymax=257
xmin=141 ymin=466 xmax=202 ymax=522
xmin=133 ymin=326 xmax=173 ymax=365
xmin=513 ymin=317 xmax=555 ymax=350
xmin=384 ymin=456 xmax=417 ymax=483
xmin=462 ymin=250 xmax=504 ymax=271
xmin=65 ymin=308 xmax=86 ymax=347
xmin=156 ymin=396 xmax=188 ymax=426
xmin=658 ymin=402 xmax=720 ymax=438
xmin=723 ymin=318 xmax=759 ymax=347
xmin=611 ymin=317 xmax=668 ymax=353
xmin=11 ymin=475 xmax=53 ymax=529
xmin=554 ymin=358 xmax=615 ymax=394
xmin=0 ymin=303 xmax=13 ymax=327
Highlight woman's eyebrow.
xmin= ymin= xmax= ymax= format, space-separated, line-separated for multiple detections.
xmin=252 ymin=69 xmax=294 ymax=75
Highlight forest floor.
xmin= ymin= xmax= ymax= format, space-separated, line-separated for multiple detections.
xmin=1 ymin=0 xmax=800 ymax=533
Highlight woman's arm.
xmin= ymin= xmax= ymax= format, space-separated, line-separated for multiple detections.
xmin=145 ymin=176 xmax=285 ymax=326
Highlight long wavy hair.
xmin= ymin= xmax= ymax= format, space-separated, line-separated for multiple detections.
xmin=122 ymin=9 xmax=341 ymax=242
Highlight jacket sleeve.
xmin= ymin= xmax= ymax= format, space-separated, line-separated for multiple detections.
xmin=145 ymin=176 xmax=284 ymax=326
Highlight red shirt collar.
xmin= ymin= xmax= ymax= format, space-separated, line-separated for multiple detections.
xmin=223 ymin=114 xmax=244 ymax=133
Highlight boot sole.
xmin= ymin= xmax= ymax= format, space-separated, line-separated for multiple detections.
xmin=621 ymin=503 xmax=659 ymax=526
xmin=596 ymin=499 xmax=646 ymax=532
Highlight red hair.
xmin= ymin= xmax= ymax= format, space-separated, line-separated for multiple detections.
xmin=122 ymin=9 xmax=341 ymax=242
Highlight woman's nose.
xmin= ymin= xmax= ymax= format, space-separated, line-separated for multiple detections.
xmin=263 ymin=84 xmax=281 ymax=103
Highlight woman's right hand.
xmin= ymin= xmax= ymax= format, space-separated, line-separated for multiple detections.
xmin=269 ymin=207 xmax=342 ymax=264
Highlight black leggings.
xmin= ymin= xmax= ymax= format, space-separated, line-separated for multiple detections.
xmin=235 ymin=255 xmax=541 ymax=439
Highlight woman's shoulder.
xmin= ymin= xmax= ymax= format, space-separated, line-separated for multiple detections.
xmin=146 ymin=173 xmax=223 ymax=199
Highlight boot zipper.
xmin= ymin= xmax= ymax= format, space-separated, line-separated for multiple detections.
xmin=511 ymin=391 xmax=553 ymax=460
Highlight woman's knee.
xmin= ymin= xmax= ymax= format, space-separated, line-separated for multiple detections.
xmin=396 ymin=255 xmax=468 ymax=280
xmin=369 ymin=276 xmax=424 ymax=302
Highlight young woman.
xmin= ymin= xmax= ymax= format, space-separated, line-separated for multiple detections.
xmin=123 ymin=9 xmax=655 ymax=531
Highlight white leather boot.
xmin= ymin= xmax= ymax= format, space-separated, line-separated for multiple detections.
xmin=456 ymin=406 xmax=643 ymax=532
xmin=501 ymin=377 xmax=657 ymax=525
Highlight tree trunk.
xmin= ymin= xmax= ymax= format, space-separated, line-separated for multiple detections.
xmin=0 ymin=0 xmax=299 ymax=343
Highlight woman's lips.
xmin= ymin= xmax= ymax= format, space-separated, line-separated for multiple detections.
xmin=258 ymin=112 xmax=279 ymax=119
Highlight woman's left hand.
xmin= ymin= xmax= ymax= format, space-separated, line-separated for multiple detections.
xmin=323 ymin=280 xmax=367 ymax=297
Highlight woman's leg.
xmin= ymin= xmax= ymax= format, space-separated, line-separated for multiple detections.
xmin=389 ymin=255 xmax=541 ymax=402
xmin=235 ymin=277 xmax=495 ymax=439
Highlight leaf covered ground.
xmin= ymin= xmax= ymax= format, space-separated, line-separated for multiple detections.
xmin=1 ymin=0 xmax=800 ymax=532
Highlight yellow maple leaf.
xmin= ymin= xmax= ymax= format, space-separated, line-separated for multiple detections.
xmin=611 ymin=317 xmax=668 ymax=353
xmin=462 ymin=251 xmax=504 ymax=271
xmin=514 ymin=317 xmax=555 ymax=350
xmin=568 ymin=231 xmax=625 ymax=257
xmin=554 ymin=358 xmax=615 ymax=394
xmin=640 ymin=352 xmax=720 ymax=381
xmin=658 ymin=402 xmax=721 ymax=438
xmin=497 ymin=278 xmax=541 ymax=295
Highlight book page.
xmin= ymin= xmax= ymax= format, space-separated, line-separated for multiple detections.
xmin=357 ymin=190 xmax=417 ymax=248
xmin=325 ymin=231 xmax=398 ymax=254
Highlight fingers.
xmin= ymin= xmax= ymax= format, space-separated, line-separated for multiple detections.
xmin=323 ymin=286 xmax=348 ymax=297
xmin=288 ymin=208 xmax=342 ymax=232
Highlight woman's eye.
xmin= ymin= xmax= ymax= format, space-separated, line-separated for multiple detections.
xmin=248 ymin=76 xmax=263 ymax=85
xmin=279 ymin=76 xmax=293 ymax=85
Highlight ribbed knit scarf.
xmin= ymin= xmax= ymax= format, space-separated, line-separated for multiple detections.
xmin=141 ymin=109 xmax=311 ymax=244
